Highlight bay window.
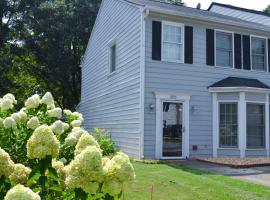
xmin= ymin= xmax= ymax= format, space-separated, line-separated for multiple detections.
xmin=219 ymin=103 xmax=238 ymax=148
xmin=246 ymin=103 xmax=265 ymax=148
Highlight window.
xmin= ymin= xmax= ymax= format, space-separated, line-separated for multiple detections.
xmin=162 ymin=22 xmax=183 ymax=62
xmin=247 ymin=103 xmax=265 ymax=148
xmin=251 ymin=37 xmax=266 ymax=71
xmin=216 ymin=31 xmax=233 ymax=67
xmin=219 ymin=103 xmax=238 ymax=148
xmin=109 ymin=43 xmax=116 ymax=73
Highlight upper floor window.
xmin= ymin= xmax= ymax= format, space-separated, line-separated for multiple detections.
xmin=162 ymin=22 xmax=184 ymax=63
xmin=109 ymin=43 xmax=116 ymax=73
xmin=251 ymin=37 xmax=267 ymax=71
xmin=215 ymin=31 xmax=233 ymax=67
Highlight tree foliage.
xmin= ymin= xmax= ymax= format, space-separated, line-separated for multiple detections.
xmin=264 ymin=5 xmax=270 ymax=13
xmin=1 ymin=0 xmax=101 ymax=109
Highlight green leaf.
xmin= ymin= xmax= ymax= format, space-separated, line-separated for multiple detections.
xmin=27 ymin=170 xmax=41 ymax=186
xmin=49 ymin=186 xmax=62 ymax=192
xmin=48 ymin=167 xmax=59 ymax=181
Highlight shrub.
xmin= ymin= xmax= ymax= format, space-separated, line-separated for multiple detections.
xmin=92 ymin=128 xmax=117 ymax=156
xmin=0 ymin=93 xmax=135 ymax=199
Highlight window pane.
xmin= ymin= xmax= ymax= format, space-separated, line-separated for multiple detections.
xmin=163 ymin=25 xmax=182 ymax=43
xmin=216 ymin=32 xmax=233 ymax=67
xmin=251 ymin=37 xmax=266 ymax=71
xmin=247 ymin=104 xmax=265 ymax=148
xmin=219 ymin=103 xmax=238 ymax=148
xmin=163 ymin=43 xmax=182 ymax=61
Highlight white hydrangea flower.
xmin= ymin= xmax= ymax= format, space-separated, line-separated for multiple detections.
xmin=52 ymin=159 xmax=65 ymax=182
xmin=0 ymin=148 xmax=15 ymax=177
xmin=71 ymin=120 xmax=82 ymax=127
xmin=9 ymin=164 xmax=31 ymax=184
xmin=18 ymin=111 xmax=27 ymax=122
xmin=27 ymin=125 xmax=60 ymax=159
xmin=75 ymin=133 xmax=100 ymax=156
xmin=25 ymin=94 xmax=40 ymax=109
xmin=3 ymin=117 xmax=16 ymax=129
xmin=48 ymin=107 xmax=62 ymax=119
xmin=65 ymin=146 xmax=104 ymax=194
xmin=40 ymin=92 xmax=55 ymax=108
xmin=73 ymin=112 xmax=84 ymax=122
xmin=102 ymin=152 xmax=135 ymax=196
xmin=0 ymin=99 xmax=14 ymax=112
xmin=3 ymin=93 xmax=17 ymax=104
xmin=65 ymin=128 xmax=87 ymax=146
xmin=62 ymin=122 xmax=69 ymax=131
xmin=4 ymin=184 xmax=40 ymax=200
xmin=11 ymin=113 xmax=21 ymax=123
xmin=51 ymin=120 xmax=65 ymax=135
xmin=27 ymin=117 xmax=40 ymax=130
xmin=63 ymin=109 xmax=72 ymax=116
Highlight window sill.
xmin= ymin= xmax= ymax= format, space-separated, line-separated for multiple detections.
xmin=246 ymin=148 xmax=266 ymax=151
xmin=218 ymin=148 xmax=240 ymax=150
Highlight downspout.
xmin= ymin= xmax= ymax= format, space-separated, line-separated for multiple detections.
xmin=139 ymin=7 xmax=149 ymax=159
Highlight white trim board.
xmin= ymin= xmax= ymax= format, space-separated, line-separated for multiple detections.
xmin=155 ymin=92 xmax=190 ymax=159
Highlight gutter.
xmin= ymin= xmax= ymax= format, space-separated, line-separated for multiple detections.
xmin=145 ymin=6 xmax=270 ymax=34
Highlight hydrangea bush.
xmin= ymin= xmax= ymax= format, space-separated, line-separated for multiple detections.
xmin=0 ymin=93 xmax=135 ymax=200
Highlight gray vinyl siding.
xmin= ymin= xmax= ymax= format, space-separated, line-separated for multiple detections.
xmin=217 ymin=149 xmax=240 ymax=157
xmin=144 ymin=14 xmax=270 ymax=159
xmin=217 ymin=93 xmax=239 ymax=101
xmin=209 ymin=5 xmax=270 ymax=27
xmin=80 ymin=0 xmax=142 ymax=158
xmin=245 ymin=93 xmax=266 ymax=102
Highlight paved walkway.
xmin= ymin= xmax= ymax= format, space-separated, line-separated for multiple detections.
xmin=177 ymin=160 xmax=270 ymax=187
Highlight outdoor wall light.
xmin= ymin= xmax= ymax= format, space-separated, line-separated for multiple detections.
xmin=191 ymin=106 xmax=198 ymax=115
xmin=149 ymin=104 xmax=155 ymax=110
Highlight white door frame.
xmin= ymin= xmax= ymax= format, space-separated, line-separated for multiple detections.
xmin=155 ymin=92 xmax=190 ymax=159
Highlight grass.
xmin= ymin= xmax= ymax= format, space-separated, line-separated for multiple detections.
xmin=124 ymin=161 xmax=270 ymax=200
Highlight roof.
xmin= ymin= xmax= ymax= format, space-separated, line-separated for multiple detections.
xmin=208 ymin=77 xmax=270 ymax=89
xmin=208 ymin=2 xmax=270 ymax=18
xmin=125 ymin=0 xmax=270 ymax=32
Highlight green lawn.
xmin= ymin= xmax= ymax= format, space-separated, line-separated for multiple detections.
xmin=124 ymin=162 xmax=270 ymax=200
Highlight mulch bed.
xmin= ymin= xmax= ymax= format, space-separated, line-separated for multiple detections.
xmin=195 ymin=157 xmax=270 ymax=168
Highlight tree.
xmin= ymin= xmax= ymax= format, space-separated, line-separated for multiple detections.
xmin=264 ymin=5 xmax=270 ymax=13
xmin=159 ymin=0 xmax=185 ymax=6
xmin=0 ymin=0 xmax=101 ymax=109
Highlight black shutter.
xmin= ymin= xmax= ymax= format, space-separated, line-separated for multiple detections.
xmin=152 ymin=21 xmax=162 ymax=60
xmin=184 ymin=26 xmax=193 ymax=64
xmin=234 ymin=33 xmax=242 ymax=69
xmin=242 ymin=35 xmax=251 ymax=70
xmin=268 ymin=39 xmax=270 ymax=72
xmin=206 ymin=29 xmax=215 ymax=66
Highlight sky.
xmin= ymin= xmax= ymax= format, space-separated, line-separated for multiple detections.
xmin=185 ymin=0 xmax=269 ymax=11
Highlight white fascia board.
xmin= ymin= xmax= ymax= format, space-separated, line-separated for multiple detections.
xmin=208 ymin=87 xmax=270 ymax=94
xmin=146 ymin=6 xmax=270 ymax=34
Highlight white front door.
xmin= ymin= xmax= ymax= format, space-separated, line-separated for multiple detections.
xmin=155 ymin=93 xmax=190 ymax=159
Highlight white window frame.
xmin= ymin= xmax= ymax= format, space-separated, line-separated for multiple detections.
xmin=214 ymin=29 xmax=234 ymax=68
xmin=250 ymin=35 xmax=268 ymax=72
xmin=161 ymin=21 xmax=185 ymax=63
xmin=108 ymin=40 xmax=117 ymax=74
xmin=218 ymin=101 xmax=239 ymax=149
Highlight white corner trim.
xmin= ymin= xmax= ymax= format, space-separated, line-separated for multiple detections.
xmin=239 ymin=92 xmax=246 ymax=158
xmin=208 ymin=87 xmax=270 ymax=94
xmin=266 ymin=94 xmax=269 ymax=157
xmin=155 ymin=93 xmax=190 ymax=159
xmin=212 ymin=93 xmax=218 ymax=157
xmin=139 ymin=7 xmax=146 ymax=159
